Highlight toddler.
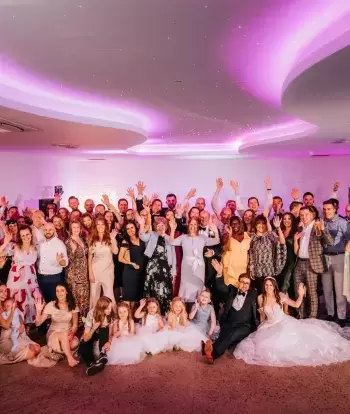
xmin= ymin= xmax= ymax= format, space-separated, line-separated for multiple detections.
xmin=1 ymin=298 xmax=23 ymax=352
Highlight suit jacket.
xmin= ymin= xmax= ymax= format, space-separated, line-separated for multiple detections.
xmin=216 ymin=276 xmax=259 ymax=329
xmin=296 ymin=226 xmax=334 ymax=273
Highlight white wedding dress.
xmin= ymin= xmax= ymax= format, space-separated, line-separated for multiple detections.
xmin=234 ymin=301 xmax=350 ymax=367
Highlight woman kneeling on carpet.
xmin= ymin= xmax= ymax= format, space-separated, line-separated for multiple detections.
xmin=79 ymin=296 xmax=114 ymax=376
xmin=234 ymin=277 xmax=350 ymax=367
xmin=35 ymin=283 xmax=80 ymax=368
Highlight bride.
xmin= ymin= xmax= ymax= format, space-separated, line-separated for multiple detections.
xmin=234 ymin=277 xmax=350 ymax=367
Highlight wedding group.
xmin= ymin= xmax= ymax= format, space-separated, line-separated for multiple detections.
xmin=1 ymin=177 xmax=350 ymax=375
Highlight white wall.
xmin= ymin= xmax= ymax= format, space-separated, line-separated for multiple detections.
xmin=1 ymin=153 xmax=349 ymax=212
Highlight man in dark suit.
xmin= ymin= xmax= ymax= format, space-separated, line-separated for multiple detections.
xmin=202 ymin=260 xmax=259 ymax=363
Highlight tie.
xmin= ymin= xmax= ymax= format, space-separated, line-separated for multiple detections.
xmin=237 ymin=291 xmax=246 ymax=297
xmin=199 ymin=226 xmax=207 ymax=231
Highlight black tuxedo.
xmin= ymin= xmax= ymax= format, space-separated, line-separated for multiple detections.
xmin=212 ymin=277 xmax=258 ymax=359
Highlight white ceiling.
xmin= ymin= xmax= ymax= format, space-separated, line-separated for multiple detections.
xmin=0 ymin=0 xmax=350 ymax=158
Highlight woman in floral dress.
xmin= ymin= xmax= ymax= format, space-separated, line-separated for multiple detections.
xmin=139 ymin=216 xmax=176 ymax=314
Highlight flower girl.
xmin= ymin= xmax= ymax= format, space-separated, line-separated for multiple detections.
xmin=168 ymin=297 xmax=207 ymax=352
xmin=135 ymin=298 xmax=171 ymax=355
xmin=189 ymin=289 xmax=218 ymax=340
xmin=107 ymin=302 xmax=145 ymax=365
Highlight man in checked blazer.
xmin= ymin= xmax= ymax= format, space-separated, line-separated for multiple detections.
xmin=293 ymin=206 xmax=334 ymax=318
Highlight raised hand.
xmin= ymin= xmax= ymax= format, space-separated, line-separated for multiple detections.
xmin=150 ymin=193 xmax=159 ymax=203
xmin=110 ymin=229 xmax=118 ymax=240
xmin=53 ymin=193 xmax=62 ymax=204
xmin=0 ymin=196 xmax=9 ymax=208
xmin=143 ymin=195 xmax=150 ymax=207
xmin=139 ymin=298 xmax=147 ymax=309
xmin=264 ymin=177 xmax=272 ymax=190
xmin=211 ymin=259 xmax=223 ymax=275
xmin=34 ymin=297 xmax=45 ymax=313
xmin=136 ymin=181 xmax=146 ymax=195
xmin=333 ymin=181 xmax=340 ymax=192
xmin=291 ymin=188 xmax=299 ymax=201
xmin=175 ymin=203 xmax=184 ymax=217
xmin=126 ymin=187 xmax=136 ymax=199
xmin=229 ymin=180 xmax=239 ymax=193
xmin=273 ymin=216 xmax=282 ymax=229
xmin=135 ymin=213 xmax=145 ymax=226
xmin=224 ymin=224 xmax=232 ymax=237
xmin=101 ymin=194 xmax=110 ymax=206
xmin=318 ymin=218 xmax=325 ymax=231
xmin=216 ymin=178 xmax=223 ymax=190
xmin=185 ymin=188 xmax=196 ymax=200
xmin=142 ymin=204 xmax=150 ymax=214
xmin=169 ymin=220 xmax=177 ymax=232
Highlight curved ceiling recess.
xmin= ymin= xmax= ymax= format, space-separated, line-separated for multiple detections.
xmin=0 ymin=0 xmax=349 ymax=157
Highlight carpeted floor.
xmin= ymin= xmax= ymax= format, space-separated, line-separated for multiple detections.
xmin=2 ymin=350 xmax=350 ymax=414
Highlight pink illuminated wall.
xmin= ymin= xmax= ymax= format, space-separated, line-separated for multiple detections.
xmin=1 ymin=154 xmax=349 ymax=211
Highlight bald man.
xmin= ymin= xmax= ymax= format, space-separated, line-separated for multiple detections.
xmin=37 ymin=222 xmax=68 ymax=302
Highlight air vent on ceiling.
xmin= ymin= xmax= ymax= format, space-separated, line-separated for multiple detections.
xmin=51 ymin=144 xmax=79 ymax=149
xmin=0 ymin=118 xmax=40 ymax=133
xmin=87 ymin=158 xmax=106 ymax=161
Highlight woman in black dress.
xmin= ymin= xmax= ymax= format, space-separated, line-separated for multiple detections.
xmin=118 ymin=221 xmax=146 ymax=314
xmin=279 ymin=212 xmax=298 ymax=311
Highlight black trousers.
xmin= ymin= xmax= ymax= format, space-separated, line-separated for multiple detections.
xmin=79 ymin=327 xmax=109 ymax=366
xmin=212 ymin=323 xmax=252 ymax=359
xmin=37 ymin=272 xmax=64 ymax=303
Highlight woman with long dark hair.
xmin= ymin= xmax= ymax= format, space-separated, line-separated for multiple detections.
xmin=35 ymin=283 xmax=79 ymax=367
xmin=279 ymin=212 xmax=298 ymax=300
xmin=89 ymin=218 xmax=119 ymax=307
xmin=234 ymin=277 xmax=350 ymax=367
xmin=118 ymin=221 xmax=146 ymax=312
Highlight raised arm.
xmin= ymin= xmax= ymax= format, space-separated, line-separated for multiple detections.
xmin=257 ymin=294 xmax=266 ymax=323
xmin=34 ymin=298 xmax=49 ymax=326
xmin=110 ymin=230 xmax=119 ymax=255
xmin=188 ymin=301 xmax=199 ymax=320
xmin=229 ymin=180 xmax=246 ymax=212
xmin=134 ymin=298 xmax=147 ymax=319
xmin=280 ymin=284 xmax=305 ymax=308
xmin=273 ymin=216 xmax=286 ymax=244
xmin=211 ymin=178 xmax=224 ymax=219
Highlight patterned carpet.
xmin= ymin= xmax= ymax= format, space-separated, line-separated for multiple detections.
xmin=2 ymin=350 xmax=350 ymax=414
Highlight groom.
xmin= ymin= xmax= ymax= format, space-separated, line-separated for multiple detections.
xmin=202 ymin=260 xmax=259 ymax=363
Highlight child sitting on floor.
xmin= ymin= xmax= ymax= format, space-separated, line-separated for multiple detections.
xmin=189 ymin=289 xmax=219 ymax=340
xmin=135 ymin=297 xmax=171 ymax=355
xmin=107 ymin=301 xmax=145 ymax=365
xmin=1 ymin=298 xmax=23 ymax=352
xmin=167 ymin=296 xmax=207 ymax=352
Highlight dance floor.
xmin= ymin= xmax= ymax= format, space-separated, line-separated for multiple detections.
xmin=2 ymin=350 xmax=350 ymax=414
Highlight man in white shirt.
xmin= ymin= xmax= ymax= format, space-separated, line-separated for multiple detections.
xmin=37 ymin=222 xmax=69 ymax=303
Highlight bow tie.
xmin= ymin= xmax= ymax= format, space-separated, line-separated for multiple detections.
xmin=237 ymin=291 xmax=246 ymax=297
xmin=199 ymin=226 xmax=207 ymax=231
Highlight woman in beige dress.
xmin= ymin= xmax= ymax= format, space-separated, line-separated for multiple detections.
xmin=0 ymin=282 xmax=41 ymax=364
xmin=222 ymin=216 xmax=251 ymax=287
xmin=35 ymin=283 xmax=80 ymax=367
xmin=89 ymin=218 xmax=119 ymax=308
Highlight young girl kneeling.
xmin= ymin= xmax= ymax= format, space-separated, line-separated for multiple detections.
xmin=107 ymin=302 xmax=145 ymax=365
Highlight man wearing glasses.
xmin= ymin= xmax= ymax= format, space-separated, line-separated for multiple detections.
xmin=202 ymin=260 xmax=259 ymax=363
